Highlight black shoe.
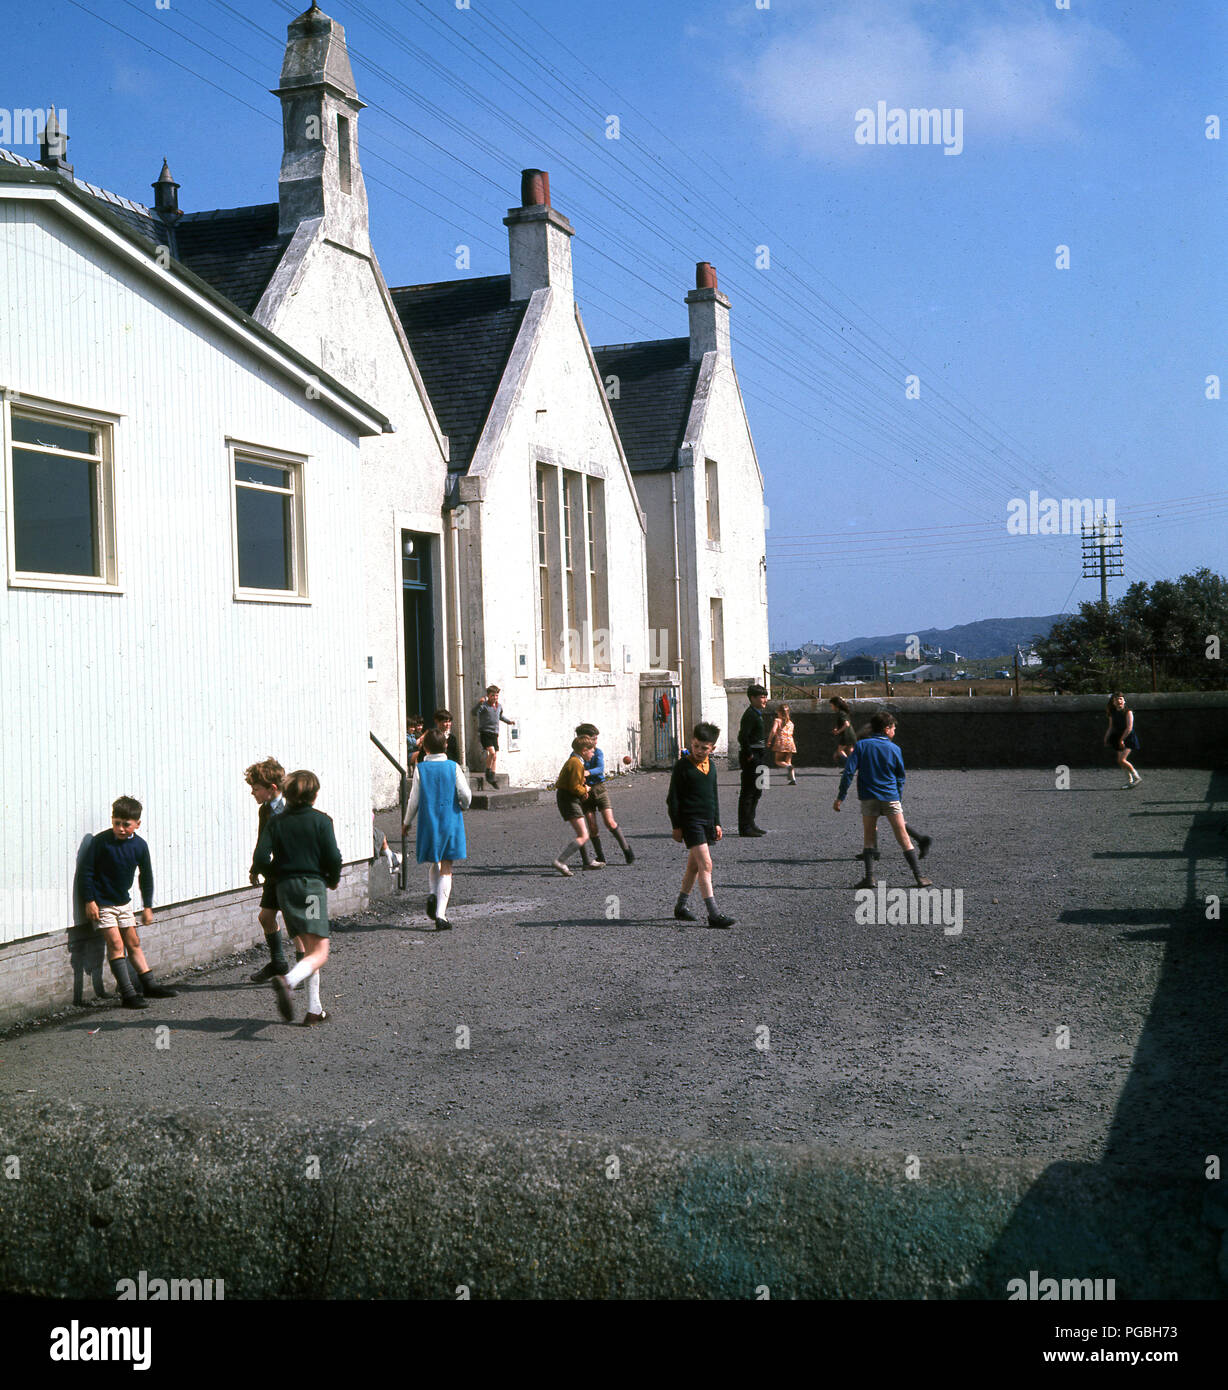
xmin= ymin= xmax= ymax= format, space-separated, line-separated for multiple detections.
xmin=485 ymin=770 xmax=497 ymax=787
xmin=120 ymin=994 xmax=150 ymax=1010
xmin=853 ymin=875 xmax=876 ymax=890
xmin=140 ymin=978 xmax=178 ymax=998
xmin=705 ymin=914 xmax=736 ymax=929
xmin=271 ymin=976 xmax=294 ymax=1022
xmin=740 ymin=827 xmax=767 ymax=838
xmin=915 ymin=835 xmax=932 ymax=860
xmin=623 ymin=846 xmax=636 ymax=864
xmin=435 ymin=918 xmax=452 ymax=931
xmin=674 ymin=904 xmax=698 ymax=921
xmin=427 ymin=893 xmax=437 ymax=921
xmin=250 ymin=961 xmax=283 ymax=983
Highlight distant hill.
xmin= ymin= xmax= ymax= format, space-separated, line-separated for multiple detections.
xmin=818 ymin=615 xmax=1069 ymax=661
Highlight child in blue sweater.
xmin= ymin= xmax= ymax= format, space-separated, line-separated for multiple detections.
xmin=833 ymin=712 xmax=932 ymax=889
xmin=575 ymin=723 xmax=634 ymax=865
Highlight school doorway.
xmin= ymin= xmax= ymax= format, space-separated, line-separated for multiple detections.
xmin=402 ymin=531 xmax=436 ymax=727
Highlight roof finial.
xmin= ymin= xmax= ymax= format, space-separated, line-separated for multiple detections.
xmin=39 ymin=104 xmax=72 ymax=177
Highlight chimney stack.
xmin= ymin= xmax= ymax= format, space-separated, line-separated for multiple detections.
xmin=152 ymin=159 xmax=182 ymax=220
xmin=273 ymin=3 xmax=369 ymax=253
xmin=686 ymin=260 xmax=731 ymax=361
xmin=39 ymin=106 xmax=72 ymax=177
xmin=504 ymin=168 xmax=574 ymax=302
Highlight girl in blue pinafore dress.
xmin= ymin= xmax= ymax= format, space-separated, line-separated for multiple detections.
xmin=402 ymin=728 xmax=473 ymax=930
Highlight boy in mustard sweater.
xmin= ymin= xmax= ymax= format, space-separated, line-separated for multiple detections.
xmin=551 ymin=737 xmax=604 ymax=876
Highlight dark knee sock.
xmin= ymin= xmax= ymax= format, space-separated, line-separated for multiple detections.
xmin=139 ymin=969 xmax=178 ymax=998
xmin=590 ymin=834 xmax=606 ymax=862
xmin=265 ymin=930 xmax=290 ymax=971
xmin=675 ymin=892 xmax=691 ymax=913
xmin=610 ymin=825 xmax=631 ymax=854
xmin=108 ymin=956 xmax=138 ymax=999
xmin=860 ymin=848 xmax=876 ymax=880
xmin=903 ymin=848 xmax=925 ymax=879
xmin=703 ymin=895 xmax=720 ymax=919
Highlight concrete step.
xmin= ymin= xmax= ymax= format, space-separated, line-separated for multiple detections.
xmin=468 ymin=771 xmax=510 ymax=794
xmin=468 ymin=787 xmax=540 ymax=812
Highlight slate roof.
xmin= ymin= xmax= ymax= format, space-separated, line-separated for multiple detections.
xmin=390 ymin=276 xmax=528 ymax=474
xmin=590 ymin=338 xmax=699 ymax=473
xmin=0 ymin=148 xmax=290 ymax=316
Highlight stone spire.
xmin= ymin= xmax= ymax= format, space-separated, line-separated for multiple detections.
xmin=152 ymin=159 xmax=182 ymax=219
xmin=272 ymin=3 xmax=369 ymax=252
xmin=39 ymin=106 xmax=72 ymax=177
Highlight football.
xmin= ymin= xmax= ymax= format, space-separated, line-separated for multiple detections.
xmin=623 ymin=755 xmax=632 ymax=765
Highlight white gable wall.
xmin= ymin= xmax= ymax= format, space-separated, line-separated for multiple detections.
xmin=257 ymin=233 xmax=451 ymax=807
xmin=683 ymin=352 xmax=770 ymax=743
xmin=0 ymin=202 xmax=370 ymax=943
xmin=464 ymin=289 xmax=649 ymax=783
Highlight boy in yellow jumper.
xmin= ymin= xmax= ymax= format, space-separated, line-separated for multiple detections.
xmin=551 ymin=737 xmax=604 ymax=876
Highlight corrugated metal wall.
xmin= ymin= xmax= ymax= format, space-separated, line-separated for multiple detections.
xmin=0 ymin=203 xmax=370 ymax=945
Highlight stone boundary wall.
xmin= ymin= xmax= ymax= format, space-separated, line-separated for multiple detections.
xmin=782 ymin=692 xmax=1228 ymax=769
xmin=0 ymin=1099 xmax=1221 ymax=1299
xmin=0 ymin=864 xmax=368 ymax=1030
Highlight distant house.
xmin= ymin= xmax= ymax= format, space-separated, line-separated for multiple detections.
xmin=894 ymin=664 xmax=952 ymax=682
xmin=788 ymin=657 xmax=816 ymax=677
xmin=832 ymin=655 xmax=879 ymax=682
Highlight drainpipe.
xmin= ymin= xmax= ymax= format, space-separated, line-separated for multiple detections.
xmin=449 ymin=506 xmax=468 ymax=767
xmin=670 ymin=470 xmax=685 ymax=729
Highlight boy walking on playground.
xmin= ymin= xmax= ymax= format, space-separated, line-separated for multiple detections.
xmin=833 ymin=712 xmax=933 ymax=890
xmin=575 ymin=722 xmax=634 ymax=865
xmin=474 ymin=685 xmax=514 ymax=787
xmin=667 ymin=722 xmax=735 ymax=928
xmin=552 ymin=737 xmax=604 ymax=875
xmin=245 ymin=757 xmax=292 ymax=983
xmin=402 ymin=727 xmax=473 ymax=930
xmin=81 ymin=796 xmax=177 ymax=1008
xmin=253 ymin=770 xmax=342 ymax=1026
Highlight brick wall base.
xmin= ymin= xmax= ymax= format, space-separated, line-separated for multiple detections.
xmin=0 ymin=863 xmax=368 ymax=1030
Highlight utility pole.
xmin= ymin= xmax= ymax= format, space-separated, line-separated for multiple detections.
xmin=1080 ymin=515 xmax=1124 ymax=605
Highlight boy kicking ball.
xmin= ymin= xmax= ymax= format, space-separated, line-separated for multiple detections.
xmin=667 ymin=722 xmax=735 ymax=928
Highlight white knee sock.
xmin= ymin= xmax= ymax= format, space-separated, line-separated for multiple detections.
xmin=284 ymin=957 xmax=313 ymax=989
xmin=306 ymin=970 xmax=322 ymax=1014
xmin=427 ymin=864 xmax=440 ymax=894
xmin=436 ymin=870 xmax=453 ymax=921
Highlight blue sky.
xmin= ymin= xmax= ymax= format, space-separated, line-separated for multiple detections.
xmin=3 ymin=0 xmax=1224 ymax=647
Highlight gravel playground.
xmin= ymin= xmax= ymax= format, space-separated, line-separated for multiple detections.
xmin=3 ymin=763 xmax=1224 ymax=1170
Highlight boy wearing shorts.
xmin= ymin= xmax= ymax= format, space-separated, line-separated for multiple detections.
xmin=575 ymin=723 xmax=634 ymax=865
xmin=667 ymin=723 xmax=735 ymax=928
xmin=253 ymin=770 xmax=342 ymax=1026
xmin=81 ymin=796 xmax=177 ymax=1008
xmin=833 ymin=712 xmax=932 ymax=889
xmin=245 ymin=757 xmax=292 ymax=983
xmin=475 ymin=686 xmax=515 ymax=787
xmin=552 ymin=737 xmax=603 ymax=876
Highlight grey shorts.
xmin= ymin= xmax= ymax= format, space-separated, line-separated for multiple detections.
xmin=859 ymin=798 xmax=904 ymax=818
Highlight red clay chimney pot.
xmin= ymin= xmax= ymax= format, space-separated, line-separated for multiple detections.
xmin=696 ymin=261 xmax=718 ymax=290
xmin=521 ymin=169 xmax=550 ymax=207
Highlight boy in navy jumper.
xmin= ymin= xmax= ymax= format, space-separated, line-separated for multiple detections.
xmin=833 ymin=712 xmax=932 ymax=889
xmin=81 ymin=796 xmax=177 ymax=1008
xmin=667 ymin=722 xmax=735 ymax=928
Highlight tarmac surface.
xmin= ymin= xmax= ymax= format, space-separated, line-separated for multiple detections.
xmin=3 ymin=763 xmax=1225 ymax=1169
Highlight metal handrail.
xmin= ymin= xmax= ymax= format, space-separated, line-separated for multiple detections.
xmin=369 ymin=732 xmax=409 ymax=891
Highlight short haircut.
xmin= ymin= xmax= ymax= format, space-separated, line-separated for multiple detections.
xmin=433 ymin=708 xmax=452 ymax=724
xmin=870 ymin=711 xmax=896 ymax=733
xmin=748 ymin=684 xmax=768 ymax=698
xmin=283 ymin=770 xmax=320 ymax=807
xmin=575 ymin=722 xmax=599 ymax=738
xmin=693 ymin=721 xmax=720 ymax=744
xmin=112 ymin=795 xmax=142 ymax=822
xmin=571 ymin=737 xmax=591 ymax=752
xmin=423 ymin=728 xmax=447 ymax=754
xmin=244 ymin=757 xmax=285 ymax=791
xmin=408 ymin=713 xmax=422 ymax=727
xmin=486 ymin=685 xmax=500 ymax=695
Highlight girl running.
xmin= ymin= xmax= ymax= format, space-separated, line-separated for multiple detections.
xmin=1105 ymin=692 xmax=1142 ymax=787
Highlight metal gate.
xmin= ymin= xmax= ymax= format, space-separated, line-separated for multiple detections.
xmin=649 ymin=683 xmax=681 ymax=766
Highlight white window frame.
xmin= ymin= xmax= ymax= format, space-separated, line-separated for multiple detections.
xmin=228 ymin=438 xmax=310 ymax=604
xmin=705 ymin=458 xmax=721 ymax=548
xmin=3 ymin=392 xmax=121 ymax=594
